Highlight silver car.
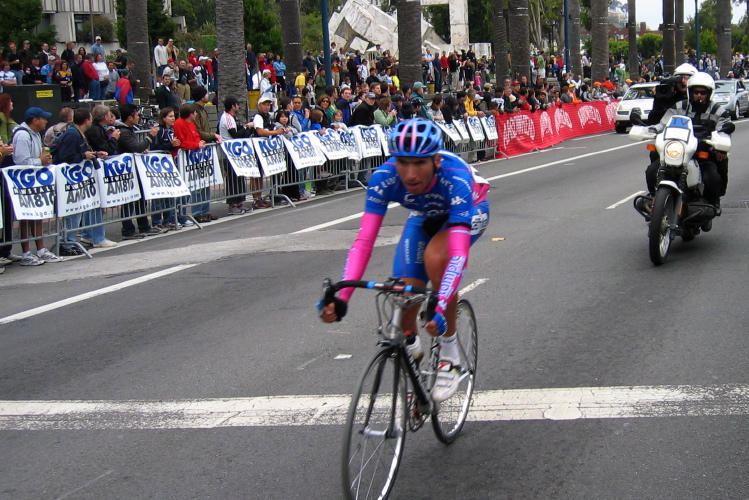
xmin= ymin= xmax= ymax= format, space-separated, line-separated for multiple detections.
xmin=712 ymin=79 xmax=749 ymax=120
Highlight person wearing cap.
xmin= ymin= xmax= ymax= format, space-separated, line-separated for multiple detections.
xmin=251 ymin=95 xmax=286 ymax=207
xmin=163 ymin=59 xmax=178 ymax=82
xmin=113 ymin=48 xmax=128 ymax=73
xmin=10 ymin=107 xmax=63 ymax=265
xmin=22 ymin=55 xmax=44 ymax=85
xmin=350 ymin=92 xmax=376 ymax=126
xmin=18 ymin=40 xmax=33 ymax=72
xmin=191 ymin=86 xmax=223 ymax=219
xmin=114 ymin=68 xmax=133 ymax=103
xmin=154 ymin=38 xmax=169 ymax=78
xmin=91 ymin=36 xmax=105 ymax=58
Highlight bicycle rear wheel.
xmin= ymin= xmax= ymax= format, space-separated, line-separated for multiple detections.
xmin=432 ymin=299 xmax=478 ymax=443
xmin=342 ymin=349 xmax=408 ymax=500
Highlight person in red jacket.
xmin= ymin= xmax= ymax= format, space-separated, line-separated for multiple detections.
xmin=173 ymin=103 xmax=210 ymax=222
xmin=81 ymin=53 xmax=100 ymax=99
xmin=115 ymin=69 xmax=133 ymax=104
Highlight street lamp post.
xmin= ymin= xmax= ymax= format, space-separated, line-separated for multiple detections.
xmin=695 ymin=0 xmax=700 ymax=61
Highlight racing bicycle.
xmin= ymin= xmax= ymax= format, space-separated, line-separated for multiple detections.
xmin=320 ymin=278 xmax=478 ymax=500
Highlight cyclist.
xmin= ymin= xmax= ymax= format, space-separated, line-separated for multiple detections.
xmin=320 ymin=118 xmax=490 ymax=402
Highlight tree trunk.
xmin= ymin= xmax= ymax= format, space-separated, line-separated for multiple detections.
xmin=397 ymin=0 xmax=423 ymax=89
xmin=508 ymin=0 xmax=530 ymax=82
xmin=492 ymin=0 xmax=509 ymax=82
xmin=279 ymin=0 xmax=304 ymax=75
xmin=217 ymin=0 xmax=248 ymax=121
xmin=675 ymin=0 xmax=684 ymax=64
xmin=628 ymin=0 xmax=638 ymax=80
xmin=590 ymin=0 xmax=608 ymax=83
xmin=126 ymin=0 xmax=151 ymax=101
xmin=662 ymin=0 xmax=675 ymax=74
xmin=716 ymin=0 xmax=732 ymax=78
xmin=569 ymin=0 xmax=582 ymax=76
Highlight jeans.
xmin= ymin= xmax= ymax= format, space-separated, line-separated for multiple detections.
xmin=151 ymin=198 xmax=176 ymax=225
xmin=121 ymin=198 xmax=151 ymax=236
xmin=190 ymin=188 xmax=211 ymax=216
xmin=64 ymin=208 xmax=106 ymax=244
xmin=88 ymin=79 xmax=100 ymax=100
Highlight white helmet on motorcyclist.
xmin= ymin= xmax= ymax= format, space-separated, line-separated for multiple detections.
xmin=687 ymin=71 xmax=715 ymax=108
xmin=674 ymin=63 xmax=698 ymax=77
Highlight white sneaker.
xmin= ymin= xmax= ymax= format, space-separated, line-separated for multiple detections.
xmin=181 ymin=219 xmax=195 ymax=227
xmin=37 ymin=250 xmax=63 ymax=263
xmin=93 ymin=239 xmax=117 ymax=248
xmin=431 ymin=360 xmax=461 ymax=403
xmin=0 ymin=257 xmax=11 ymax=266
xmin=7 ymin=253 xmax=22 ymax=262
xmin=80 ymin=238 xmax=93 ymax=245
xmin=20 ymin=254 xmax=45 ymax=266
xmin=0 ymin=267 xmax=5 ymax=274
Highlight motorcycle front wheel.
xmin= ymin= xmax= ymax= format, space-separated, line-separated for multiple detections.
xmin=649 ymin=187 xmax=676 ymax=265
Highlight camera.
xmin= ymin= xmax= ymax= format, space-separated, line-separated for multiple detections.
xmin=655 ymin=74 xmax=683 ymax=99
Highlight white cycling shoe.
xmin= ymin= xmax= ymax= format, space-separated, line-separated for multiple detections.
xmin=431 ymin=359 xmax=461 ymax=403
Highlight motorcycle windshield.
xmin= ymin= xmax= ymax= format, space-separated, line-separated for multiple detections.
xmin=664 ymin=116 xmax=692 ymax=142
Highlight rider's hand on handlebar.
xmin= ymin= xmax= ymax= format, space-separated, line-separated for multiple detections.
xmin=320 ymin=296 xmax=347 ymax=323
xmin=425 ymin=312 xmax=447 ymax=336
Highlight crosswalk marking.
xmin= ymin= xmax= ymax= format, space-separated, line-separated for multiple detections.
xmin=2 ymin=384 xmax=748 ymax=431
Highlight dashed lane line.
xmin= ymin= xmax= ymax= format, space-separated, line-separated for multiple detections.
xmin=2 ymin=384 xmax=748 ymax=430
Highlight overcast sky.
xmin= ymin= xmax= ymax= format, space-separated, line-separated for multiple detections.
xmin=635 ymin=0 xmax=745 ymax=30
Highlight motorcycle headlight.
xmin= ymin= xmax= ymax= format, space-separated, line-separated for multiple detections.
xmin=664 ymin=141 xmax=684 ymax=160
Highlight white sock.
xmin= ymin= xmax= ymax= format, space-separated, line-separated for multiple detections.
xmin=23 ymin=251 xmax=31 ymax=258
xmin=37 ymin=248 xmax=47 ymax=257
xmin=439 ymin=334 xmax=459 ymax=364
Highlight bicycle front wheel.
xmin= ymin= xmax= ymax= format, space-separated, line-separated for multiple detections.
xmin=342 ymin=349 xmax=408 ymax=500
xmin=432 ymin=298 xmax=478 ymax=443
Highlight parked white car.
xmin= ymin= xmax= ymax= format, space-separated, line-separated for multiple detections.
xmin=615 ymin=82 xmax=658 ymax=133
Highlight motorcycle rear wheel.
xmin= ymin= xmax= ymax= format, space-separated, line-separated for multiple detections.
xmin=649 ymin=188 xmax=676 ymax=265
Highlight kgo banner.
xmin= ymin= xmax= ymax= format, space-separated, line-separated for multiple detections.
xmin=221 ymin=139 xmax=261 ymax=178
xmin=481 ymin=116 xmax=499 ymax=141
xmin=2 ymin=165 xmax=56 ymax=220
xmin=435 ymin=121 xmax=463 ymax=144
xmin=55 ymin=160 xmax=100 ymax=216
xmin=353 ymin=126 xmax=384 ymax=158
xmin=253 ymin=136 xmax=287 ymax=176
xmin=178 ymin=146 xmax=223 ymax=191
xmin=338 ymin=129 xmax=361 ymax=160
xmin=97 ymin=154 xmax=141 ymax=208
xmin=283 ymin=132 xmax=327 ymax=169
xmin=312 ymin=128 xmax=350 ymax=161
xmin=466 ymin=117 xmax=486 ymax=142
xmin=453 ymin=119 xmax=471 ymax=143
xmin=135 ymin=152 xmax=190 ymax=200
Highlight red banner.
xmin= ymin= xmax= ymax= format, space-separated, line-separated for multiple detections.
xmin=495 ymin=100 xmax=620 ymax=157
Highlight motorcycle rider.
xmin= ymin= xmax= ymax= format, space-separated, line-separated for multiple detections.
xmin=649 ymin=72 xmax=730 ymax=211
xmin=637 ymin=63 xmax=698 ymax=207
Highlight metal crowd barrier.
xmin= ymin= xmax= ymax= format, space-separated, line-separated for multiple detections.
xmin=1 ymin=125 xmax=492 ymax=260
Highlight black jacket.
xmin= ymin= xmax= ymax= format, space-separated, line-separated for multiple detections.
xmin=155 ymin=85 xmax=180 ymax=110
xmin=349 ymin=101 xmax=374 ymax=126
xmin=85 ymin=123 xmax=119 ymax=155
xmin=56 ymin=126 xmax=91 ymax=164
xmin=116 ymin=124 xmax=152 ymax=153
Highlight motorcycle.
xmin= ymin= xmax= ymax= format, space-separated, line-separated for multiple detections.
xmin=629 ymin=109 xmax=733 ymax=265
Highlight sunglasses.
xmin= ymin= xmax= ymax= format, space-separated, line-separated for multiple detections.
xmin=691 ymin=89 xmax=709 ymax=95
xmin=320 ymin=100 xmax=329 ymax=103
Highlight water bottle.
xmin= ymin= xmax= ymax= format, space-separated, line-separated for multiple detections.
xmin=405 ymin=331 xmax=423 ymax=364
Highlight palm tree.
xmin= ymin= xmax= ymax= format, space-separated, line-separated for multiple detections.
xmin=675 ymin=0 xmax=684 ymax=64
xmin=590 ymin=0 xmax=608 ymax=82
xmin=217 ymin=0 xmax=248 ymax=121
xmin=628 ymin=0 xmax=638 ymax=79
xmin=716 ymin=0 xmax=731 ymax=77
xmin=279 ymin=0 xmax=303 ymax=75
xmin=508 ymin=0 xmax=530 ymax=81
xmin=492 ymin=0 xmax=509 ymax=82
xmin=397 ymin=0 xmax=423 ymax=89
xmin=126 ymin=0 xmax=150 ymax=101
xmin=662 ymin=0 xmax=675 ymax=74
xmin=569 ymin=0 xmax=582 ymax=76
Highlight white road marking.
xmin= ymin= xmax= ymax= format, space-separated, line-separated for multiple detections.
xmin=55 ymin=470 xmax=113 ymax=500
xmin=573 ymin=132 xmax=614 ymax=140
xmin=334 ymin=354 xmax=353 ymax=360
xmin=484 ymin=142 xmax=641 ymax=182
xmin=2 ymin=384 xmax=748 ymax=430
xmin=291 ymin=203 xmax=400 ymax=234
xmin=0 ymin=264 xmax=198 ymax=325
xmin=608 ymin=191 xmax=646 ymax=210
xmin=460 ymin=278 xmax=488 ymax=295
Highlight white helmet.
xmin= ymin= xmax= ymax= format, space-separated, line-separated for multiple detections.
xmin=674 ymin=63 xmax=698 ymax=77
xmin=687 ymin=71 xmax=715 ymax=91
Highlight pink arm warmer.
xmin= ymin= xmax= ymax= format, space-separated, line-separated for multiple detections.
xmin=435 ymin=226 xmax=472 ymax=314
xmin=338 ymin=211 xmax=384 ymax=302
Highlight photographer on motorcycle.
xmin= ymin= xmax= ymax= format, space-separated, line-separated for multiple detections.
xmin=647 ymin=72 xmax=730 ymax=209
xmin=638 ymin=64 xmax=698 ymax=202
